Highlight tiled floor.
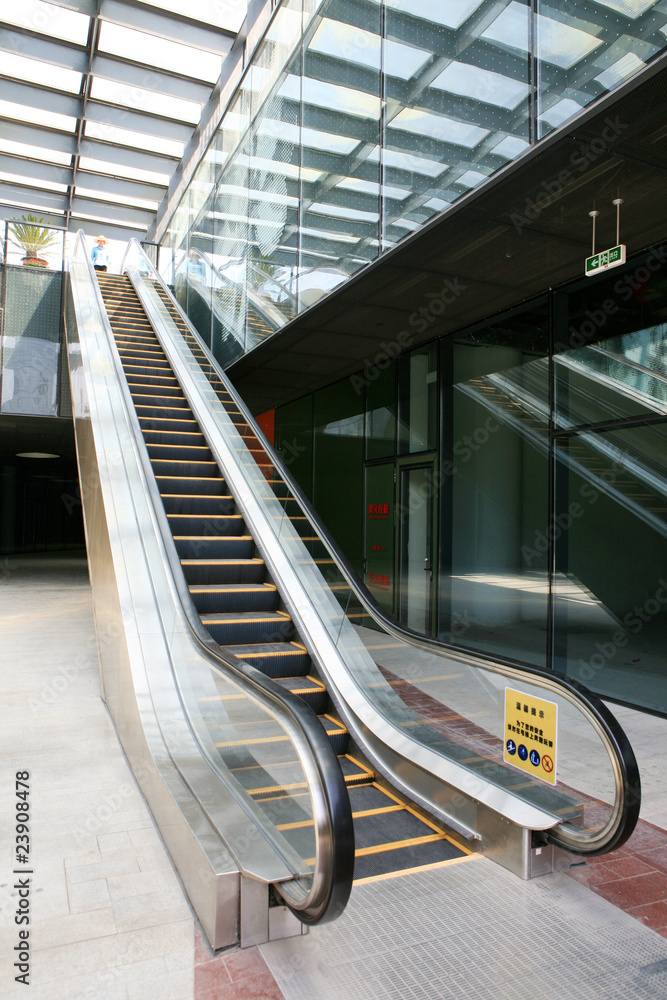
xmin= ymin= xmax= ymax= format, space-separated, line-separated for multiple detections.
xmin=3 ymin=551 xmax=667 ymax=1000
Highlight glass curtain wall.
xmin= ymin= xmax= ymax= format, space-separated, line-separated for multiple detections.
xmin=439 ymin=301 xmax=550 ymax=665
xmin=163 ymin=0 xmax=667 ymax=370
xmin=552 ymin=250 xmax=667 ymax=713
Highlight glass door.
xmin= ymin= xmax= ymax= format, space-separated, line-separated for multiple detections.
xmin=397 ymin=460 xmax=436 ymax=634
xmin=363 ymin=462 xmax=395 ymax=617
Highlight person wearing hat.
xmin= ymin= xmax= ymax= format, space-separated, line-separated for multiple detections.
xmin=91 ymin=235 xmax=110 ymax=272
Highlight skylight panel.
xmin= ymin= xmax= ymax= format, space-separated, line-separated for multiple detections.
xmin=0 ymin=138 xmax=71 ymax=166
xmin=309 ymin=203 xmax=380 ymax=223
xmin=491 ymin=135 xmax=530 ymax=159
xmin=336 ymin=177 xmax=411 ymax=200
xmin=90 ymin=78 xmax=202 ymax=125
xmin=482 ymin=2 xmax=603 ymax=70
xmin=78 ymin=157 xmax=170 ymax=186
xmin=456 ymin=169 xmax=489 ymax=189
xmin=309 ymin=19 xmax=430 ymax=80
xmin=431 ymin=62 xmax=531 ymax=110
xmin=139 ymin=0 xmax=246 ymax=32
xmin=380 ymin=0 xmax=482 ymax=30
xmin=366 ymin=146 xmax=448 ymax=177
xmin=0 ymin=196 xmax=64 ymax=215
xmin=256 ymin=118 xmax=359 ymax=155
xmin=0 ymin=0 xmax=89 ymax=44
xmin=595 ymin=51 xmax=646 ymax=88
xmin=389 ymin=108 xmax=489 ymax=148
xmin=588 ymin=0 xmax=656 ymax=16
xmin=74 ymin=186 xmax=159 ymax=211
xmin=235 ymin=153 xmax=324 ymax=183
xmin=0 ymin=99 xmax=76 ymax=132
xmin=0 ymin=170 xmax=67 ymax=193
xmin=424 ymin=197 xmax=450 ymax=212
xmin=0 ymin=52 xmax=82 ymax=94
xmin=281 ymin=75 xmax=382 ymax=119
xmin=298 ymin=226 xmax=359 ymax=244
xmin=538 ymin=98 xmax=583 ymax=128
xmin=98 ymin=21 xmax=221 ymax=83
xmin=84 ymin=121 xmax=184 ymax=158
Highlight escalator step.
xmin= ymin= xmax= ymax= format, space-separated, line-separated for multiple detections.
xmin=161 ymin=494 xmax=235 ymax=515
xmin=132 ymin=393 xmax=190 ymax=409
xmin=138 ymin=416 xmax=199 ymax=432
xmin=173 ymin=535 xmax=255 ymax=560
xmin=353 ymin=838 xmax=466 ymax=882
xmin=143 ymin=429 xmax=207 ymax=447
xmin=273 ymin=675 xmax=327 ymax=712
xmin=146 ymin=443 xmax=212 ymax=462
xmin=188 ymin=583 xmax=278 ymax=613
xmin=166 ymin=513 xmax=242 ymax=535
xmin=156 ymin=476 xmax=227 ymax=496
xmin=348 ymin=783 xmax=404 ymax=813
xmin=225 ymin=642 xmax=310 ymax=677
xmin=181 ymin=558 xmax=266 ymax=585
xmin=126 ymin=373 xmax=180 ymax=389
xmin=150 ymin=459 xmax=219 ymax=478
xmin=353 ymin=805 xmax=442 ymax=852
xmin=201 ymin=611 xmax=293 ymax=645
xmin=318 ymin=714 xmax=349 ymax=754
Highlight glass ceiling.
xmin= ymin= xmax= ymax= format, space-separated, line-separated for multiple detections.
xmin=0 ymin=0 xmax=247 ymax=239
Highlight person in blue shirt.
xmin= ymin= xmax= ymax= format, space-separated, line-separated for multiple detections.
xmin=91 ymin=235 xmax=110 ymax=272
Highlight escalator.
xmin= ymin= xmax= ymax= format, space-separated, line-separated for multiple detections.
xmin=97 ymin=271 xmax=467 ymax=884
xmin=66 ymin=233 xmax=641 ymax=948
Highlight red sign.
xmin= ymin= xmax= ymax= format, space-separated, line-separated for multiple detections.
xmin=368 ymin=503 xmax=389 ymax=519
xmin=369 ymin=572 xmax=390 ymax=590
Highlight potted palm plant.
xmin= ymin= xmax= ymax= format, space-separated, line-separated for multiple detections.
xmin=9 ymin=215 xmax=60 ymax=268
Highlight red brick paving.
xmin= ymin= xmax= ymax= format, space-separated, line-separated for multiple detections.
xmin=194 ymin=926 xmax=285 ymax=1000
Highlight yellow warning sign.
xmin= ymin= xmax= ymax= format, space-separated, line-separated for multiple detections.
xmin=503 ymin=688 xmax=558 ymax=786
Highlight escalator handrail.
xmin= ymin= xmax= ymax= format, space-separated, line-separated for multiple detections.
xmin=124 ymin=241 xmax=640 ymax=858
xmin=78 ymin=234 xmax=353 ymax=924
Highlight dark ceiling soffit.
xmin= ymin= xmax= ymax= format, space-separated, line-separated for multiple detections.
xmin=228 ymin=53 xmax=667 ymax=414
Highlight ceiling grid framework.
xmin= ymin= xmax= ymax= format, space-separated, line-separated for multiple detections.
xmin=0 ymin=0 xmax=247 ymax=240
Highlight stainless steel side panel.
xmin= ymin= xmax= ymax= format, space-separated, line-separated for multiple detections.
xmin=64 ymin=258 xmax=307 ymax=948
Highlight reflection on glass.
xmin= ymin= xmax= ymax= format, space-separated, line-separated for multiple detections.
xmin=398 ymin=345 xmax=437 ymax=454
xmin=160 ymin=0 xmax=667 ymax=352
xmin=553 ymin=425 xmax=667 ymax=713
xmin=439 ymin=304 xmax=550 ymax=664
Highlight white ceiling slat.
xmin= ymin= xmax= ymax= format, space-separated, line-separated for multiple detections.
xmin=0 ymin=0 xmax=253 ymax=237
xmin=99 ymin=0 xmax=236 ymax=53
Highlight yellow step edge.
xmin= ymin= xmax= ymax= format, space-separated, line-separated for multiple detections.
xmin=354 ymin=833 xmax=444 ymax=858
xmin=353 ymin=854 xmax=477 ymax=886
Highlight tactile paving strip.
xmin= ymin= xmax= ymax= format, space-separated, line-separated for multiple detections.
xmin=261 ymin=857 xmax=667 ymax=1000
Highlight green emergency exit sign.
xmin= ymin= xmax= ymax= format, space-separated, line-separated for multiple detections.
xmin=585 ymin=244 xmax=626 ymax=277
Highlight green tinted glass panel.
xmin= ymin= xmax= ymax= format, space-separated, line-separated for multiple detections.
xmin=313 ymin=379 xmax=364 ymax=571
xmin=365 ymin=360 xmax=396 ymax=460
